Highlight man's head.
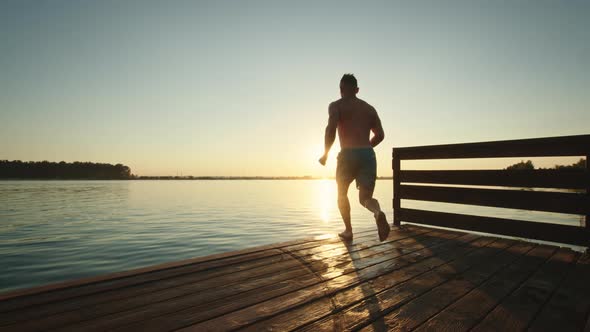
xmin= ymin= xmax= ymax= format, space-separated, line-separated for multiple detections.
xmin=340 ymin=73 xmax=359 ymax=98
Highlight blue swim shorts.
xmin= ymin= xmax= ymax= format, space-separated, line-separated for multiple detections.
xmin=336 ymin=147 xmax=377 ymax=191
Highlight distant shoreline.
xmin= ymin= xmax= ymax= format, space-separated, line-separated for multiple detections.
xmin=0 ymin=176 xmax=394 ymax=181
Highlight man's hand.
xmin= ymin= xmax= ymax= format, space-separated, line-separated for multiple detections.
xmin=318 ymin=153 xmax=328 ymax=166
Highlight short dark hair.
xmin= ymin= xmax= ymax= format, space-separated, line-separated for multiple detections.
xmin=340 ymin=73 xmax=358 ymax=88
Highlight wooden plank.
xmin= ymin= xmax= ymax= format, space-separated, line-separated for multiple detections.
xmin=90 ymin=232 xmax=483 ymax=332
xmin=0 ymin=227 xmax=425 ymax=325
xmin=178 ymin=235 xmax=498 ymax=332
xmin=528 ymin=253 xmax=590 ymax=332
xmin=399 ymin=208 xmax=590 ymax=247
xmin=0 ymin=227 xmax=389 ymax=313
xmin=250 ymin=238 xmax=527 ymax=332
xmin=356 ymin=242 xmax=539 ymax=332
xmin=408 ymin=245 xmax=556 ymax=331
xmin=400 ymin=169 xmax=588 ymax=190
xmin=392 ymin=134 xmax=590 ymax=160
xmin=399 ymin=184 xmax=589 ymax=215
xmin=70 ymin=231 xmax=469 ymax=332
xmin=0 ymin=231 xmax=347 ymax=307
xmin=392 ymin=154 xmax=401 ymax=226
xmin=295 ymin=238 xmax=516 ymax=332
xmin=471 ymin=248 xmax=579 ymax=332
xmin=0 ymin=227 xmax=436 ymax=329
xmin=249 ymin=233 xmax=487 ymax=332
xmin=26 ymin=230 xmax=470 ymax=331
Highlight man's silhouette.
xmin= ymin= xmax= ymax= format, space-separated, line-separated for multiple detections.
xmin=319 ymin=74 xmax=390 ymax=242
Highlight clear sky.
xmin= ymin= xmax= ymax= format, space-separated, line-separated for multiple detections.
xmin=1 ymin=1 xmax=588 ymax=177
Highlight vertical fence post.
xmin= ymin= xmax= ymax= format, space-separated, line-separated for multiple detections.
xmin=392 ymin=151 xmax=401 ymax=226
xmin=584 ymin=153 xmax=590 ymax=248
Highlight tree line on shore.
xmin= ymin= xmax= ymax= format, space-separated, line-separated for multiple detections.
xmin=0 ymin=160 xmax=133 ymax=179
xmin=506 ymin=158 xmax=586 ymax=170
xmin=1 ymin=158 xmax=584 ymax=180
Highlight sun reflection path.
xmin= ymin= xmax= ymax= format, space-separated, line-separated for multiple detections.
xmin=317 ymin=179 xmax=337 ymax=223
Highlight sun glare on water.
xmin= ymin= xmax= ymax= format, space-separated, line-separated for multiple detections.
xmin=317 ymin=179 xmax=336 ymax=223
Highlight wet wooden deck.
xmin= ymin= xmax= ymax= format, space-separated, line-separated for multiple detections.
xmin=1 ymin=224 xmax=589 ymax=332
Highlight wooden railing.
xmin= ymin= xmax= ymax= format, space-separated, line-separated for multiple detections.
xmin=392 ymin=134 xmax=590 ymax=247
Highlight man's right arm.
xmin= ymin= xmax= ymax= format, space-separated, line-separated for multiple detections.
xmin=370 ymin=108 xmax=385 ymax=148
xmin=319 ymin=103 xmax=338 ymax=165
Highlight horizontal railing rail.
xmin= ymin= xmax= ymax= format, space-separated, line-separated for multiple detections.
xmin=400 ymin=169 xmax=588 ymax=189
xmin=392 ymin=134 xmax=590 ymax=247
xmin=393 ymin=134 xmax=590 ymax=160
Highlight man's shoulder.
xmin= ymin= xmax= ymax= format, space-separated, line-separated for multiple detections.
xmin=356 ymin=98 xmax=374 ymax=109
xmin=330 ymin=99 xmax=343 ymax=107
xmin=328 ymin=99 xmax=342 ymax=115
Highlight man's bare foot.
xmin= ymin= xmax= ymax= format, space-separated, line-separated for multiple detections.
xmin=375 ymin=211 xmax=390 ymax=242
xmin=338 ymin=229 xmax=353 ymax=241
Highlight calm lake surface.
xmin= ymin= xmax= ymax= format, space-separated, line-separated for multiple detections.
xmin=0 ymin=180 xmax=582 ymax=293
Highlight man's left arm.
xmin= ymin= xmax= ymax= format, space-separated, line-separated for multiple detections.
xmin=370 ymin=108 xmax=385 ymax=148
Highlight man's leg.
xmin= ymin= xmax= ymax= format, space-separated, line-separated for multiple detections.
xmin=357 ymin=147 xmax=390 ymax=241
xmin=359 ymin=187 xmax=381 ymax=217
xmin=336 ymin=150 xmax=355 ymax=241
xmin=337 ymin=179 xmax=353 ymax=240
xmin=360 ymin=187 xmax=390 ymax=241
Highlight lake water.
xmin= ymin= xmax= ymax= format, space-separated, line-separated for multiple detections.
xmin=0 ymin=180 xmax=583 ymax=293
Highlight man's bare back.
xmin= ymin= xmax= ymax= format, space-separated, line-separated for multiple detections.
xmin=329 ymin=98 xmax=384 ymax=149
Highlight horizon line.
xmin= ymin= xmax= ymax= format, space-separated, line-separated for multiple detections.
xmin=133 ymin=175 xmax=394 ymax=179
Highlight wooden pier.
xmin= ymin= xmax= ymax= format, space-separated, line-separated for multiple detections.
xmin=1 ymin=134 xmax=589 ymax=331
xmin=1 ymin=224 xmax=589 ymax=332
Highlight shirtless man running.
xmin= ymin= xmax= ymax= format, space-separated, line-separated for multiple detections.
xmin=319 ymin=74 xmax=390 ymax=242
